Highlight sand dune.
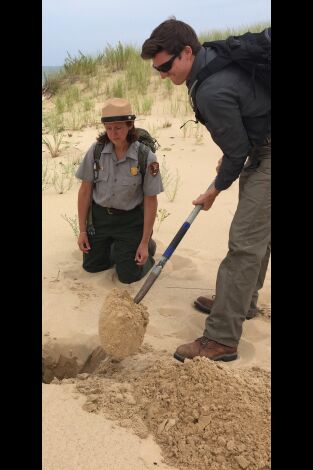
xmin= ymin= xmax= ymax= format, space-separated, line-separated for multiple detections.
xmin=42 ymin=113 xmax=270 ymax=469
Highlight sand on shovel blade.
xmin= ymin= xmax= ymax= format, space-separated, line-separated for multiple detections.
xmin=98 ymin=288 xmax=149 ymax=359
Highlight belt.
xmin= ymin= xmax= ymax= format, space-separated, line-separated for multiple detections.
xmin=93 ymin=201 xmax=141 ymax=215
xmin=104 ymin=207 xmax=128 ymax=215
xmin=250 ymin=137 xmax=271 ymax=157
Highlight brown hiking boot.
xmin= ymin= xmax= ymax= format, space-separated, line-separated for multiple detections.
xmin=194 ymin=296 xmax=259 ymax=320
xmin=174 ymin=336 xmax=238 ymax=363
xmin=246 ymin=308 xmax=259 ymax=320
xmin=194 ymin=296 xmax=214 ymax=313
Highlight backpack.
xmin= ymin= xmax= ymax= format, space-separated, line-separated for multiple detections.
xmin=189 ymin=27 xmax=271 ymax=124
xmin=86 ymin=127 xmax=159 ymax=235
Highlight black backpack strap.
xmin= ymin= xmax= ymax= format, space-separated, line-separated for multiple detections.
xmin=86 ymin=142 xmax=105 ymax=236
xmin=93 ymin=142 xmax=104 ymax=181
xmin=193 ymin=42 xmax=233 ymax=107
xmin=188 ymin=41 xmax=234 ymax=124
xmin=138 ymin=142 xmax=149 ymax=183
xmin=138 ymin=142 xmax=149 ymax=212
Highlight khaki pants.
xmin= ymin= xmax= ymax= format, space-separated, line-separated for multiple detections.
xmin=204 ymin=144 xmax=271 ymax=347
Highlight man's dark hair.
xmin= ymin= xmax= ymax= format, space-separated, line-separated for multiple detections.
xmin=141 ymin=19 xmax=201 ymax=59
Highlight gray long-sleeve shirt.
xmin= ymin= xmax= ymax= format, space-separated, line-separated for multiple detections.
xmin=186 ymin=47 xmax=271 ymax=190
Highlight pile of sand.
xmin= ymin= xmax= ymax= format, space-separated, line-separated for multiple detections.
xmin=76 ymin=356 xmax=270 ymax=470
xmin=98 ymin=289 xmax=149 ymax=359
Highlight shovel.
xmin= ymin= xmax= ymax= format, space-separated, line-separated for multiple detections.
xmin=133 ymin=180 xmax=216 ymax=304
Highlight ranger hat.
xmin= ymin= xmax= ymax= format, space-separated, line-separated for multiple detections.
xmin=101 ymin=98 xmax=136 ymax=123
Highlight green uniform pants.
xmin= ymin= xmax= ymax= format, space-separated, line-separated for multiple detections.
xmin=83 ymin=202 xmax=154 ymax=283
xmin=204 ymin=143 xmax=271 ymax=347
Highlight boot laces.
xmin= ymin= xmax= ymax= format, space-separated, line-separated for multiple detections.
xmin=196 ymin=336 xmax=210 ymax=346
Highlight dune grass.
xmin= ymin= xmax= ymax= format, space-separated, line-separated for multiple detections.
xmin=61 ymin=214 xmax=79 ymax=238
xmin=198 ymin=21 xmax=270 ymax=42
xmin=42 ymin=131 xmax=66 ymax=158
xmin=42 ymin=22 xmax=271 ymax=134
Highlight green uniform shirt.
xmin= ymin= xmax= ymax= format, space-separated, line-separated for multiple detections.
xmin=76 ymin=141 xmax=164 ymax=210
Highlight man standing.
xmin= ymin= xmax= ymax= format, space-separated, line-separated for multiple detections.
xmin=141 ymin=19 xmax=271 ymax=362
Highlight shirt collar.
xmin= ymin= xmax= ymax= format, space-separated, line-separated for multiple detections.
xmin=101 ymin=141 xmax=138 ymax=161
xmin=186 ymin=46 xmax=217 ymax=91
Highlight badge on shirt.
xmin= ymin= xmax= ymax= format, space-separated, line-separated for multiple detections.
xmin=130 ymin=166 xmax=138 ymax=176
xmin=149 ymin=162 xmax=159 ymax=176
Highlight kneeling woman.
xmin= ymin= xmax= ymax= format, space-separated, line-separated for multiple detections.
xmin=75 ymin=98 xmax=163 ymax=283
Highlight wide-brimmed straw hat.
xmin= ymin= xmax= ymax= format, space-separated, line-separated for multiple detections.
xmin=101 ymin=98 xmax=136 ymax=123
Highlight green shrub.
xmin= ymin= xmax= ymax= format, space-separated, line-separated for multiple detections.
xmin=63 ymin=50 xmax=100 ymax=77
xmin=61 ymin=214 xmax=79 ymax=238
xmin=103 ymin=42 xmax=137 ymax=72
xmin=112 ymin=79 xmax=125 ymax=98
xmin=42 ymin=131 xmax=66 ymax=158
xmin=198 ymin=22 xmax=271 ymax=42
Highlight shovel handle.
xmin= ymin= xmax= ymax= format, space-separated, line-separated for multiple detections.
xmin=133 ymin=179 xmax=216 ymax=304
xmin=162 ymin=179 xmax=216 ymax=260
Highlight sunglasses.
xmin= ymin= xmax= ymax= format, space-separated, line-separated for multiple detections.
xmin=153 ymin=53 xmax=179 ymax=73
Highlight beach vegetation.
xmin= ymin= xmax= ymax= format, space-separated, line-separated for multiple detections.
xmin=51 ymin=162 xmax=75 ymax=194
xmin=102 ymin=42 xmax=137 ymax=72
xmin=112 ymin=78 xmax=125 ymax=98
xmin=42 ymin=131 xmax=66 ymax=158
xmin=156 ymin=208 xmax=171 ymax=232
xmin=63 ymin=50 xmax=100 ymax=77
xmin=198 ymin=21 xmax=270 ymax=43
xmin=42 ymin=161 xmax=50 ymax=191
xmin=42 ymin=22 xmax=270 ymax=134
xmin=163 ymin=78 xmax=174 ymax=96
xmin=162 ymin=121 xmax=172 ymax=128
xmin=160 ymin=156 xmax=181 ymax=202
xmin=43 ymin=112 xmax=65 ymax=134
xmin=61 ymin=213 xmax=79 ymax=238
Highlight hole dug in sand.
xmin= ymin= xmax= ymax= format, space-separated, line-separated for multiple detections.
xmin=98 ymin=288 xmax=149 ymax=359
xmin=42 ymin=344 xmax=109 ymax=384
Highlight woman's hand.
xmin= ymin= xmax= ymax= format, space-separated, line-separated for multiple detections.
xmin=135 ymin=241 xmax=149 ymax=266
xmin=77 ymin=232 xmax=91 ymax=253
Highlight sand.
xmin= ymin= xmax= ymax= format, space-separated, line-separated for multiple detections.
xmin=98 ymin=288 xmax=149 ymax=358
xmin=42 ymin=108 xmax=271 ymax=468
xmin=76 ymin=357 xmax=270 ymax=470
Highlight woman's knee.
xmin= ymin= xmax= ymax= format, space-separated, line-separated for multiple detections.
xmin=116 ymin=264 xmax=142 ymax=284
xmin=83 ymin=258 xmax=113 ymax=273
xmin=83 ymin=264 xmax=110 ymax=273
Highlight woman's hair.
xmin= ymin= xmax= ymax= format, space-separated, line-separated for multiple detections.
xmin=141 ymin=18 xmax=201 ymax=59
xmin=97 ymin=122 xmax=138 ymax=145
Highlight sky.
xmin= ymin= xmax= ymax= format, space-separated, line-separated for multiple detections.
xmin=42 ymin=0 xmax=271 ymax=66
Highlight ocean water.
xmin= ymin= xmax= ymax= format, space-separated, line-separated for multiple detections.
xmin=42 ymin=66 xmax=63 ymax=86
